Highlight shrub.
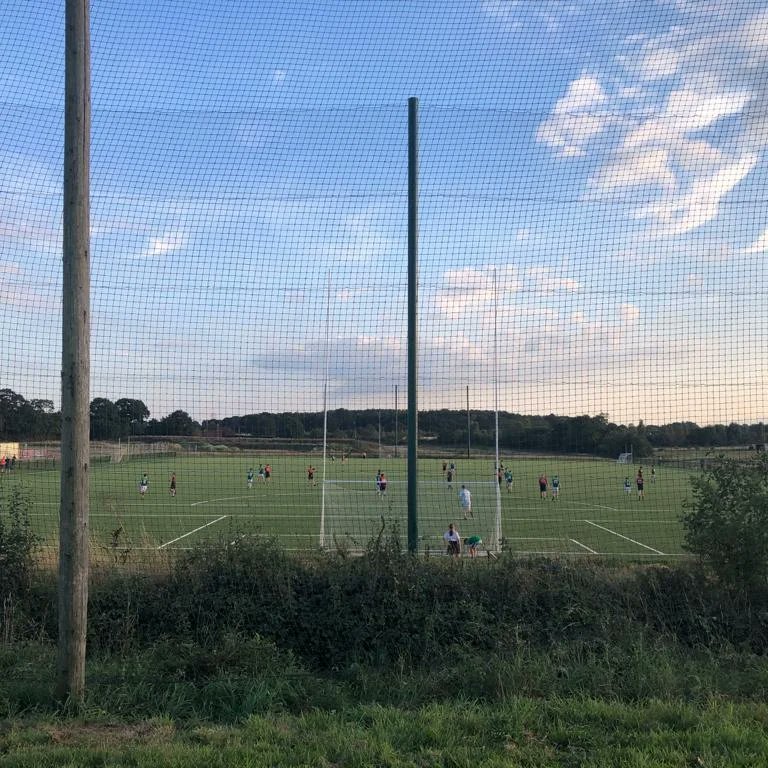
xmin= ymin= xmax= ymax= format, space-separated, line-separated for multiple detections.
xmin=682 ymin=453 xmax=768 ymax=590
xmin=0 ymin=485 xmax=38 ymax=642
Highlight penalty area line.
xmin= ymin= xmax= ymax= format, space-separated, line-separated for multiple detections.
xmin=157 ymin=515 xmax=227 ymax=550
xmin=570 ymin=538 xmax=598 ymax=554
xmin=584 ymin=519 xmax=664 ymax=555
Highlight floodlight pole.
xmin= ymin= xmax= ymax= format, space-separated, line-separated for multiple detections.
xmin=58 ymin=0 xmax=91 ymax=704
xmin=407 ymin=97 xmax=419 ymax=553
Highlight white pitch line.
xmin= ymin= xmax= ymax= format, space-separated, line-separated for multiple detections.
xmin=191 ymin=496 xmax=250 ymax=507
xmin=506 ymin=537 xmax=565 ymax=541
xmin=570 ymin=538 xmax=598 ymax=554
xmin=157 ymin=515 xmax=227 ymax=550
xmin=572 ymin=502 xmax=620 ymax=512
xmin=584 ymin=519 xmax=664 ymax=554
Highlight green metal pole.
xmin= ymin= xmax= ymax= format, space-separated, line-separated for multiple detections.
xmin=407 ymin=97 xmax=419 ymax=553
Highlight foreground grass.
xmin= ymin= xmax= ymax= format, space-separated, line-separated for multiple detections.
xmin=3 ymin=642 xmax=768 ymax=767
xmin=5 ymin=531 xmax=768 ymax=764
xmin=2 ymin=699 xmax=768 ymax=767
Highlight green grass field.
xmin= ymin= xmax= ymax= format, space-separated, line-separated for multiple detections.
xmin=1 ymin=455 xmax=694 ymax=559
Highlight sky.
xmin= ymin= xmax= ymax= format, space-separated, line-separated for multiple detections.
xmin=1 ymin=0 xmax=767 ymax=426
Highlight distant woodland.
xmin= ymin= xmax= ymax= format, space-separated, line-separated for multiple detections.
xmin=2 ymin=387 xmax=766 ymax=459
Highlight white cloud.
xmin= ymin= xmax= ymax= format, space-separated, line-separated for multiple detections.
xmin=744 ymin=228 xmax=768 ymax=254
xmin=273 ymin=69 xmax=287 ymax=84
xmin=526 ymin=266 xmax=581 ymax=293
xmin=536 ymin=75 xmax=613 ymax=157
xmin=585 ymin=82 xmax=757 ymax=233
xmin=480 ymin=0 xmax=523 ymax=29
xmin=635 ymin=153 xmax=758 ymax=235
xmin=589 ymin=148 xmax=676 ymax=193
xmin=673 ymin=139 xmax=725 ymax=171
xmin=442 ymin=265 xmax=519 ymax=291
xmin=637 ymin=48 xmax=681 ymax=80
xmin=481 ymin=1 xmax=582 ymax=32
xmin=140 ymin=231 xmax=188 ymax=259
xmin=540 ymin=5 xmax=763 ymax=243
xmin=739 ymin=8 xmax=768 ymax=59
xmin=664 ymin=88 xmax=752 ymax=133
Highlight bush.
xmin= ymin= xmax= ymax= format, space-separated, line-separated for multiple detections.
xmin=0 ymin=485 xmax=38 ymax=642
xmin=682 ymin=453 xmax=768 ymax=590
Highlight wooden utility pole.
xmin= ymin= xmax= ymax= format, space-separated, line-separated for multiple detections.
xmin=57 ymin=0 xmax=91 ymax=703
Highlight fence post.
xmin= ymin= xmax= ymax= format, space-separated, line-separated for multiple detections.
xmin=57 ymin=0 xmax=91 ymax=704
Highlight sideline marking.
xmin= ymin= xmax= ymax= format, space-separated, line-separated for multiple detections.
xmin=191 ymin=496 xmax=251 ymax=507
xmin=157 ymin=515 xmax=227 ymax=550
xmin=584 ymin=519 xmax=664 ymax=554
xmin=571 ymin=538 xmax=598 ymax=554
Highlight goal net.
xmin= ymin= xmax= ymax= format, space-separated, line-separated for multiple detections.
xmin=321 ymin=478 xmax=502 ymax=555
xmin=616 ymin=452 xmax=633 ymax=464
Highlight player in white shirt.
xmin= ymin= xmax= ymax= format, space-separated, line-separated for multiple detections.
xmin=458 ymin=484 xmax=473 ymax=519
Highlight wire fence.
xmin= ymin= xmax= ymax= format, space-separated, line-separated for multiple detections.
xmin=1 ymin=0 xmax=766 ymax=566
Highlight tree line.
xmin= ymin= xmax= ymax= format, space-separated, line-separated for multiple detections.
xmin=1 ymin=387 xmax=766 ymax=458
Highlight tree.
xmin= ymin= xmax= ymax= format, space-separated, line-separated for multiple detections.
xmin=0 ymin=388 xmax=28 ymax=438
xmin=115 ymin=398 xmax=150 ymax=436
xmin=27 ymin=399 xmax=59 ymax=439
xmin=159 ymin=410 xmax=201 ymax=436
xmin=89 ymin=398 xmax=121 ymax=440
xmin=682 ymin=454 xmax=768 ymax=590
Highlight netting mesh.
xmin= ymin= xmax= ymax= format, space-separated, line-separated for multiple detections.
xmin=1 ymin=1 xmax=767 ymax=564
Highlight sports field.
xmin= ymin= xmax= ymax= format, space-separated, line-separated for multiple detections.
xmin=1 ymin=455 xmax=693 ymax=559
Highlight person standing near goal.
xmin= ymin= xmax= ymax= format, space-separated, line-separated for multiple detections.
xmin=139 ymin=472 xmax=149 ymax=497
xmin=169 ymin=473 xmax=177 ymax=497
xmin=459 ymin=484 xmax=473 ymax=519
xmin=443 ymin=523 xmax=461 ymax=557
xmin=378 ymin=472 xmax=388 ymax=497
xmin=247 ymin=467 xmax=255 ymax=489
xmin=551 ymin=474 xmax=560 ymax=500
xmin=636 ymin=468 xmax=645 ymax=500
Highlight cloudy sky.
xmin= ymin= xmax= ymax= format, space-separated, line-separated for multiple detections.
xmin=1 ymin=0 xmax=767 ymax=425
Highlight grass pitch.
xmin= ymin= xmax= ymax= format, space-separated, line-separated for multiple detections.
xmin=1 ymin=454 xmax=693 ymax=560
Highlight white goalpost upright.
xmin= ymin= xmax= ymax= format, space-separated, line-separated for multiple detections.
xmin=492 ymin=267 xmax=502 ymax=553
xmin=319 ymin=271 xmax=331 ymax=549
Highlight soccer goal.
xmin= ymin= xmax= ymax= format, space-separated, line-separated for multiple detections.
xmin=616 ymin=452 xmax=633 ymax=464
xmin=316 ymin=268 xmax=503 ymax=555
xmin=320 ymin=478 xmax=502 ymax=555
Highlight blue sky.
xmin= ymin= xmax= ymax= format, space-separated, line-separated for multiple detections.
xmin=1 ymin=0 xmax=767 ymax=425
